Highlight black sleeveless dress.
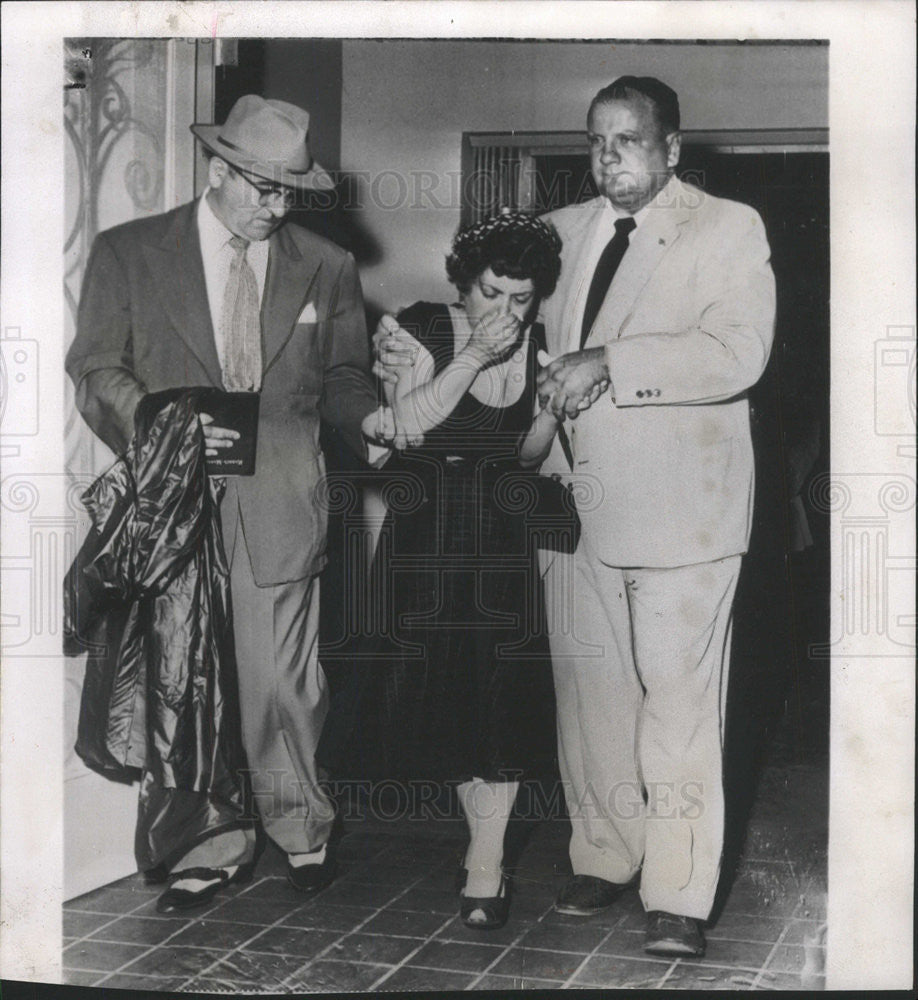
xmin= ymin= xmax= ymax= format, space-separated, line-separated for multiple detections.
xmin=347 ymin=301 xmax=555 ymax=783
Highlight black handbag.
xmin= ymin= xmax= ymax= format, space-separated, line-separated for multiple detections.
xmin=528 ymin=470 xmax=581 ymax=553
xmin=489 ymin=466 xmax=581 ymax=554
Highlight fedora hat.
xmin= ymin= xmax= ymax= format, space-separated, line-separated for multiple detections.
xmin=191 ymin=95 xmax=334 ymax=191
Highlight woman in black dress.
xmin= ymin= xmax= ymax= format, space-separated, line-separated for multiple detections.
xmin=362 ymin=212 xmax=565 ymax=929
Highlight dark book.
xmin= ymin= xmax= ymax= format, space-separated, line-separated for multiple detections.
xmin=198 ymin=389 xmax=260 ymax=476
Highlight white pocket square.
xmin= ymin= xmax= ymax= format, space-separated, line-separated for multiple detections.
xmin=296 ymin=302 xmax=318 ymax=324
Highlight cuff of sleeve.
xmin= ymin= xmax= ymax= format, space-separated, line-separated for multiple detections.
xmin=367 ymin=442 xmax=393 ymax=467
xmin=603 ymin=344 xmax=618 ymax=405
xmin=68 ymin=349 xmax=136 ymax=377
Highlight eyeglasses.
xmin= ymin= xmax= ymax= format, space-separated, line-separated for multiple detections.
xmin=232 ymin=166 xmax=297 ymax=207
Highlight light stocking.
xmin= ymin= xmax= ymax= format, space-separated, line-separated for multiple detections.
xmin=457 ymin=777 xmax=520 ymax=904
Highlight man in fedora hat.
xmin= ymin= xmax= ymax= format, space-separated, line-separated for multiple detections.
xmin=67 ymin=94 xmax=390 ymax=912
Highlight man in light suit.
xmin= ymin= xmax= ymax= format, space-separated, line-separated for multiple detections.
xmin=536 ymin=77 xmax=775 ymax=956
xmin=67 ymin=94 xmax=388 ymax=912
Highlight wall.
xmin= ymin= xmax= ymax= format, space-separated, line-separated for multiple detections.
xmin=262 ymin=39 xmax=343 ymax=172
xmin=340 ymin=40 xmax=828 ymax=312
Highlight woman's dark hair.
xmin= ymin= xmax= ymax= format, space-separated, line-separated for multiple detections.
xmin=446 ymin=211 xmax=563 ymax=300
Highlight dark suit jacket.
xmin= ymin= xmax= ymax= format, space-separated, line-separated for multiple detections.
xmin=66 ymin=200 xmax=378 ymax=585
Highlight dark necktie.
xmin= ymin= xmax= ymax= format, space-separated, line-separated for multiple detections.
xmin=579 ymin=216 xmax=637 ymax=349
xmin=221 ymin=236 xmax=263 ymax=391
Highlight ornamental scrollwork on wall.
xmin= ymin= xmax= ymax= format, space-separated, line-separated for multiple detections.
xmin=64 ymin=38 xmax=166 ymax=331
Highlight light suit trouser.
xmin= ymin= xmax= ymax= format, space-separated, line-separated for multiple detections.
xmin=541 ymin=538 xmax=741 ymax=920
xmin=173 ymin=482 xmax=335 ymax=872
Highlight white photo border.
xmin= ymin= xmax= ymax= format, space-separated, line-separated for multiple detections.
xmin=1 ymin=1 xmax=914 ymax=991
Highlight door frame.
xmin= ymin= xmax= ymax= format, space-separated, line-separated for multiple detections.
xmin=461 ymin=128 xmax=828 ymax=222
xmin=62 ymin=37 xmax=215 ymax=900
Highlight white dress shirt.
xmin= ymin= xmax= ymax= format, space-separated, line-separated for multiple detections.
xmin=567 ymin=198 xmax=651 ymax=354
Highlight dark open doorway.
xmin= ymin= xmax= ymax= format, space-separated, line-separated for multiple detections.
xmin=676 ymin=148 xmax=830 ymax=915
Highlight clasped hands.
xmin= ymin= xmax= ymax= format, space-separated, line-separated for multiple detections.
xmin=368 ymin=313 xmax=423 ymax=449
xmin=537 ymin=347 xmax=611 ymax=420
xmin=372 ymin=313 xmax=421 ymax=385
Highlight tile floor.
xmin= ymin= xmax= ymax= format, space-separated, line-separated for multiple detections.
xmin=62 ymin=752 xmax=827 ymax=994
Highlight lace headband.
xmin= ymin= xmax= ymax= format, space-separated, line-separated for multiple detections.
xmin=452 ymin=209 xmax=562 ymax=256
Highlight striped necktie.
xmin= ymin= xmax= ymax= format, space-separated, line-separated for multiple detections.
xmin=221 ymin=236 xmax=263 ymax=391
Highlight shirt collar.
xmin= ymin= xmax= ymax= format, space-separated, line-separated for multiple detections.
xmin=197 ymin=187 xmax=236 ymax=259
xmin=603 ymin=196 xmax=652 ymax=230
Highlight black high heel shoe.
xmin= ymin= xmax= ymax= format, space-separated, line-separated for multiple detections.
xmin=459 ymin=873 xmax=510 ymax=930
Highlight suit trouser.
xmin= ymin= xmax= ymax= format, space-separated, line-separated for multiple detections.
xmin=541 ymin=537 xmax=741 ymax=919
xmin=173 ymin=483 xmax=335 ymax=872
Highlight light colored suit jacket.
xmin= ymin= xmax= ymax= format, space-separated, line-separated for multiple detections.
xmin=541 ymin=176 xmax=776 ymax=568
xmin=66 ymin=200 xmax=378 ymax=585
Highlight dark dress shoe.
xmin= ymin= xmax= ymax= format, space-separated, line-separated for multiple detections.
xmin=286 ymin=845 xmax=337 ymax=896
xmin=156 ymin=863 xmax=254 ymax=913
xmin=554 ymin=873 xmax=638 ymax=916
xmin=644 ymin=910 xmax=706 ymax=956
xmin=460 ymin=874 xmax=510 ymax=930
